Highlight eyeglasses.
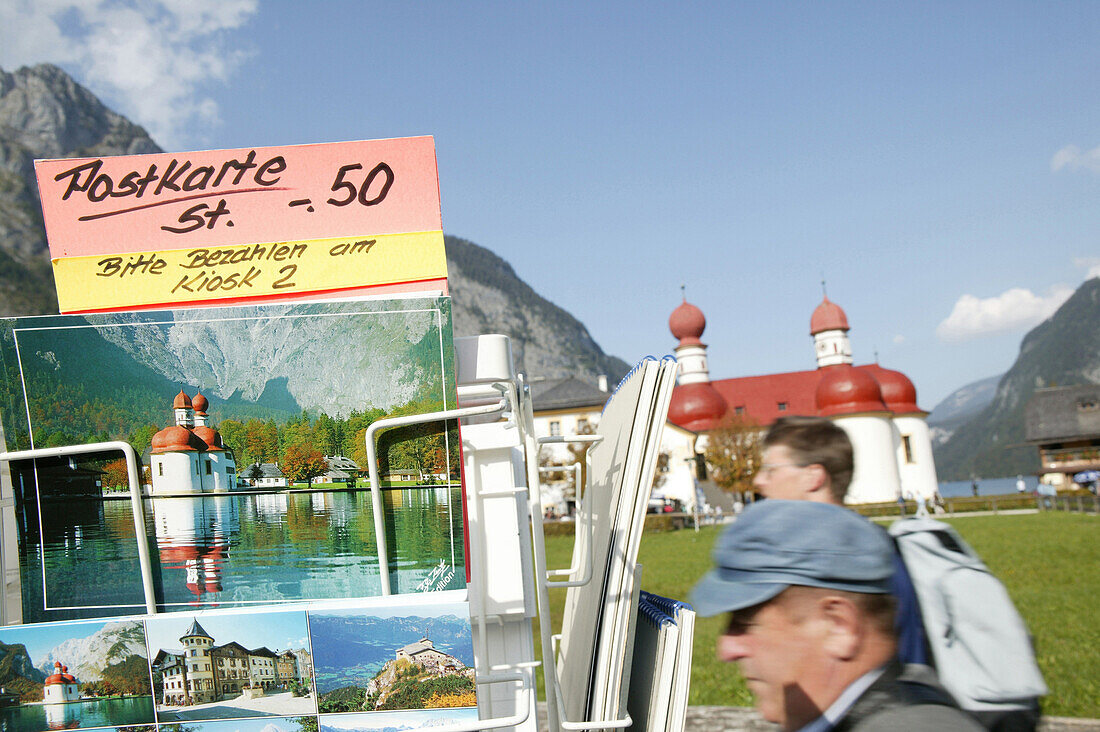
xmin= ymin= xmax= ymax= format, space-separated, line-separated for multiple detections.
xmin=757 ymin=462 xmax=807 ymax=477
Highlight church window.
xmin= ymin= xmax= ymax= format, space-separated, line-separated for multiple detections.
xmin=902 ymin=435 xmax=915 ymax=464
xmin=777 ymin=402 xmax=788 ymax=412
xmin=205 ymin=462 xmax=212 ymax=475
xmin=734 ymin=406 xmax=744 ymax=415
xmin=158 ymin=462 xmax=163 ymax=476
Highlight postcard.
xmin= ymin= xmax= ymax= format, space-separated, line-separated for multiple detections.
xmin=0 ymin=297 xmax=467 ymax=624
xmin=0 ymin=618 xmax=155 ymax=732
xmin=318 ymin=709 xmax=479 ymax=732
xmin=146 ymin=610 xmax=314 ymax=723
xmin=308 ymin=600 xmax=475 ymax=715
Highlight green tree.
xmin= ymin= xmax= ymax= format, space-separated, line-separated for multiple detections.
xmin=128 ymin=424 xmax=159 ymax=456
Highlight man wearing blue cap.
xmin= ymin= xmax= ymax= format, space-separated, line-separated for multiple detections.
xmin=692 ymin=500 xmax=980 ymax=731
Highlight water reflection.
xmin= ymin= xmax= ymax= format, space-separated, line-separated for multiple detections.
xmin=17 ymin=487 xmax=467 ymax=623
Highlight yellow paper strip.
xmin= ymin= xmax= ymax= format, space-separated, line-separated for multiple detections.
xmin=51 ymin=230 xmax=447 ymax=312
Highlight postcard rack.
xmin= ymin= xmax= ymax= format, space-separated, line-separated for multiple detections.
xmin=0 ymin=333 xmax=637 ymax=732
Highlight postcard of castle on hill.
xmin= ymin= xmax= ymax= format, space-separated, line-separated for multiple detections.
xmin=0 ymin=296 xmax=468 ymax=624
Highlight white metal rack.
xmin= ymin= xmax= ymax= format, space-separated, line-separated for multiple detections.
xmin=0 ymin=333 xmax=642 ymax=732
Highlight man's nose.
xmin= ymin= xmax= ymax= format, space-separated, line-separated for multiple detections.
xmin=717 ymin=633 xmax=748 ymax=662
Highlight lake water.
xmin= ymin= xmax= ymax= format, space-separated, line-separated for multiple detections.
xmin=939 ymin=475 xmax=1039 ymax=497
xmin=15 ymin=487 xmax=466 ymax=624
xmin=0 ymin=696 xmax=154 ymax=732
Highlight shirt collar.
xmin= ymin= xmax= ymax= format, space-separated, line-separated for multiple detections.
xmin=793 ymin=665 xmax=887 ymax=732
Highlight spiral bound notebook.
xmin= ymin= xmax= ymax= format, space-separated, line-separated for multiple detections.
xmin=626 ymin=590 xmax=695 ymax=732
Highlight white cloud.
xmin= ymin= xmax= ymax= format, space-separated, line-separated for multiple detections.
xmin=0 ymin=0 xmax=258 ymax=148
xmin=936 ymin=285 xmax=1074 ymax=342
xmin=1051 ymin=144 xmax=1100 ymax=174
xmin=1074 ymin=257 xmax=1100 ymax=280
xmin=892 ymin=334 xmax=905 ymax=345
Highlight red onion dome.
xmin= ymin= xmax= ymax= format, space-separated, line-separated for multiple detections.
xmin=61 ymin=666 xmax=75 ymax=682
xmin=810 ymin=296 xmax=850 ymax=335
xmin=150 ymin=425 xmax=205 ymax=453
xmin=192 ymin=426 xmax=224 ymax=450
xmin=815 ymin=364 xmax=888 ymax=416
xmin=860 ymin=364 xmax=921 ymax=414
xmin=669 ymin=300 xmax=706 ymax=345
xmin=172 ymin=389 xmax=193 ymax=409
xmin=192 ymin=392 xmax=209 ymax=414
xmin=45 ymin=662 xmax=65 ymax=685
xmin=668 ymin=382 xmax=728 ymax=431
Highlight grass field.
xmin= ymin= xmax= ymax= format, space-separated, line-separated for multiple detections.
xmin=533 ymin=512 xmax=1100 ymax=717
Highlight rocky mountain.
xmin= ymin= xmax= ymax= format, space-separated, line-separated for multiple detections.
xmin=933 ymin=277 xmax=1100 ymax=480
xmin=927 ymin=373 xmax=1002 ymax=446
xmin=0 ymin=63 xmax=629 ymax=387
xmin=0 ymin=640 xmax=47 ymax=700
xmin=35 ymin=620 xmax=147 ymax=682
xmin=0 ymin=64 xmax=160 ymax=316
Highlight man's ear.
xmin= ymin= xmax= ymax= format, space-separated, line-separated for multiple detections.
xmin=816 ymin=595 xmax=861 ymax=661
xmin=804 ymin=463 xmax=832 ymax=496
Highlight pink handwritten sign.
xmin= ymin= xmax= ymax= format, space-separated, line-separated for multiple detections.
xmin=35 ymin=136 xmax=440 ymax=256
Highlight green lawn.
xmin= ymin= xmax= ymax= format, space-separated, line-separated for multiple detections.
xmin=533 ymin=512 xmax=1100 ymax=717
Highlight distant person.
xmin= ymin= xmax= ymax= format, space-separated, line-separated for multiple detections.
xmin=971 ymin=478 xmax=980 ymax=497
xmin=1016 ymin=475 xmax=1026 ymax=494
xmin=692 ymin=500 xmax=982 ymax=731
xmin=897 ymin=493 xmax=907 ymax=517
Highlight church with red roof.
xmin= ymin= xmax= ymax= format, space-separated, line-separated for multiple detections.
xmin=149 ymin=390 xmax=238 ymax=494
xmin=665 ymin=295 xmax=938 ymax=505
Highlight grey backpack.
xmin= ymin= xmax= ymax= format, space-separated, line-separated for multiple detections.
xmin=888 ymin=517 xmax=1047 ymax=713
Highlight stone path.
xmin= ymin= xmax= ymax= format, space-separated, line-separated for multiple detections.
xmin=158 ymin=691 xmax=316 ymax=721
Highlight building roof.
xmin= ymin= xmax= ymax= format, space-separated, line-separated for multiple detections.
xmin=670 ymin=363 xmax=924 ymax=430
xmin=1025 ymin=384 xmax=1100 ymax=443
xmin=211 ymin=641 xmax=251 ymax=655
xmin=398 ymin=637 xmax=435 ymax=655
xmin=324 ymin=455 xmax=360 ymax=475
xmin=180 ymin=619 xmax=212 ymax=641
xmin=249 ymin=646 xmax=277 ymax=658
xmin=529 ymin=377 xmax=608 ymax=412
xmin=244 ymin=463 xmax=285 ymax=479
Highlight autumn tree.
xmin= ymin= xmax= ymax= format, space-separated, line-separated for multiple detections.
xmin=102 ymin=458 xmax=130 ymax=491
xmin=282 ymin=443 xmax=328 ymax=485
xmin=704 ymin=415 xmax=763 ymax=497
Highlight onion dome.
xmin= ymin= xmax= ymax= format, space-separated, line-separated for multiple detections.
xmin=45 ymin=662 xmax=65 ymax=685
xmin=669 ymin=300 xmax=706 ymax=346
xmin=861 ymin=364 xmax=921 ymax=414
xmin=815 ymin=364 xmax=888 ymax=416
xmin=172 ymin=389 xmax=193 ymax=409
xmin=150 ymin=425 xmax=206 ymax=453
xmin=192 ymin=426 xmax=224 ymax=450
xmin=192 ymin=392 xmax=209 ymax=414
xmin=810 ymin=296 xmax=850 ymax=335
xmin=668 ymin=382 xmax=728 ymax=431
xmin=61 ymin=666 xmax=75 ymax=683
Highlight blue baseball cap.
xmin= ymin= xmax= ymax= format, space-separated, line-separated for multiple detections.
xmin=690 ymin=499 xmax=894 ymax=617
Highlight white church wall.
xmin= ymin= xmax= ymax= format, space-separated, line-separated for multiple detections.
xmin=894 ymin=415 xmax=939 ymax=500
xmin=151 ymin=452 xmax=200 ymax=494
xmin=836 ymin=414 xmax=902 ymax=504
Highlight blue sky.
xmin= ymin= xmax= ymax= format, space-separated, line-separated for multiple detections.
xmin=2 ymin=1 xmax=1098 ymax=406
xmin=144 ymin=611 xmax=309 ymax=654
xmin=0 ymin=618 xmax=135 ymax=662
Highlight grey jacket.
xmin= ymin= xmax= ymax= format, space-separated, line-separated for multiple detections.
xmin=833 ymin=661 xmax=985 ymax=732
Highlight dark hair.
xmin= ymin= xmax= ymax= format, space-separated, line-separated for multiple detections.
xmin=763 ymin=416 xmax=853 ymax=502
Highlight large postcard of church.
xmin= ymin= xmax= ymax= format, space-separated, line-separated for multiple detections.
xmin=0 ymin=297 xmax=467 ymax=624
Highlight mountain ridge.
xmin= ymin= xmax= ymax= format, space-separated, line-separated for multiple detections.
xmin=933 ymin=277 xmax=1100 ymax=479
